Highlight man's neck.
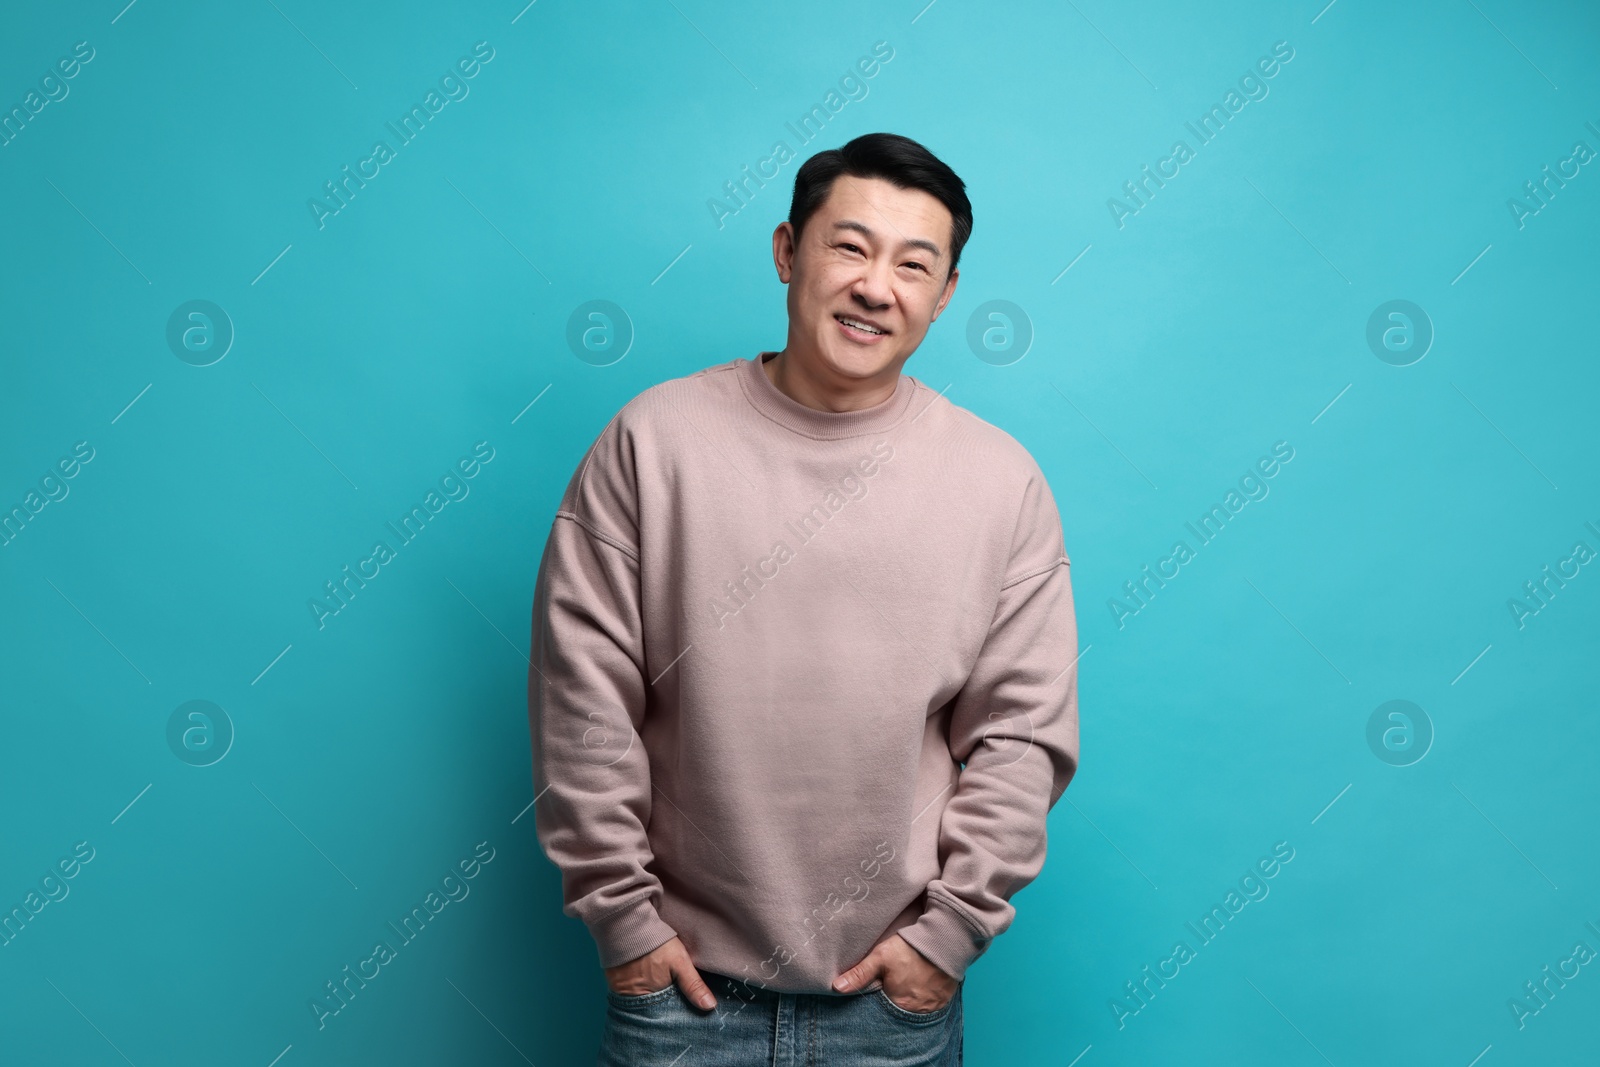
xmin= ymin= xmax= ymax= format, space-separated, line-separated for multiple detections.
xmin=761 ymin=350 xmax=900 ymax=414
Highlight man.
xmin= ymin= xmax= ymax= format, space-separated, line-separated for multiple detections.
xmin=528 ymin=131 xmax=1079 ymax=1065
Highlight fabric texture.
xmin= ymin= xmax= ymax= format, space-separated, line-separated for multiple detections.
xmin=528 ymin=352 xmax=1080 ymax=993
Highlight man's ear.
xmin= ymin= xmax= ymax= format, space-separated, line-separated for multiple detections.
xmin=930 ymin=266 xmax=959 ymax=322
xmin=772 ymin=221 xmax=796 ymax=284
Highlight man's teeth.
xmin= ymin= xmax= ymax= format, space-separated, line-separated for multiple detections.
xmin=839 ymin=317 xmax=884 ymax=335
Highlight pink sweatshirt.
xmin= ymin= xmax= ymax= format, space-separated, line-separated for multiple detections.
xmin=528 ymin=352 xmax=1080 ymax=993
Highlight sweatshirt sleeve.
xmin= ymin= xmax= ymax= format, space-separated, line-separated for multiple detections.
xmin=894 ymin=464 xmax=1080 ymax=982
xmin=527 ymin=415 xmax=680 ymax=969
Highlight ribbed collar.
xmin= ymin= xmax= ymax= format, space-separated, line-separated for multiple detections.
xmin=737 ymin=351 xmax=918 ymax=440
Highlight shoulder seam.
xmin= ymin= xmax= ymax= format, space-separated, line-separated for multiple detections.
xmin=555 ymin=510 xmax=639 ymax=562
xmin=1001 ymin=554 xmax=1069 ymax=590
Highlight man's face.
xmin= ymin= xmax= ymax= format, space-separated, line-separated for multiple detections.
xmin=773 ymin=174 xmax=959 ymax=383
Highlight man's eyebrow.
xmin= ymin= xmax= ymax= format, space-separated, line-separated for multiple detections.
xmin=831 ymin=219 xmax=943 ymax=260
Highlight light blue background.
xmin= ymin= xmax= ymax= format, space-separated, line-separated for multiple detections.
xmin=2 ymin=1 xmax=1597 ymax=1063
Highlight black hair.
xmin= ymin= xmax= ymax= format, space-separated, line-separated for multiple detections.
xmin=787 ymin=132 xmax=972 ymax=278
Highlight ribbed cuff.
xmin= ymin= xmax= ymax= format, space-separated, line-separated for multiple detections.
xmin=894 ymin=895 xmax=990 ymax=982
xmin=588 ymin=899 xmax=679 ymax=969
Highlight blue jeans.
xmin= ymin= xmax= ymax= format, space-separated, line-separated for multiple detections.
xmin=598 ymin=970 xmax=963 ymax=1066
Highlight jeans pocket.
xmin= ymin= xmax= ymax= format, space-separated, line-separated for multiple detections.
xmin=872 ymin=986 xmax=955 ymax=1023
xmin=606 ymin=983 xmax=678 ymax=1009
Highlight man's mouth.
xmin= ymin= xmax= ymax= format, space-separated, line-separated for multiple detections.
xmin=835 ymin=314 xmax=889 ymax=339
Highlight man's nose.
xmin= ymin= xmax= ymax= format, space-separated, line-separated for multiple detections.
xmin=851 ymin=258 xmax=894 ymax=307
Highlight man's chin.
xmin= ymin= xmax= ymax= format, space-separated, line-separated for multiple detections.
xmin=818 ymin=337 xmax=901 ymax=378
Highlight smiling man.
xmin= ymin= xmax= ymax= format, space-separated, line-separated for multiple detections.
xmin=529 ymin=132 xmax=1080 ymax=1066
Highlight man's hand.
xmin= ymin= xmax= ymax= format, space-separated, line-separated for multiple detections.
xmin=832 ymin=933 xmax=958 ymax=1012
xmin=604 ymin=935 xmax=718 ymax=1011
